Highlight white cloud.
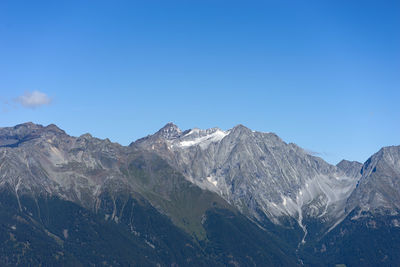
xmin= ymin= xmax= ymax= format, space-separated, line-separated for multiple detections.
xmin=15 ymin=90 xmax=52 ymax=108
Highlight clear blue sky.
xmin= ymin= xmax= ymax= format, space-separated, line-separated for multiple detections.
xmin=1 ymin=0 xmax=399 ymax=164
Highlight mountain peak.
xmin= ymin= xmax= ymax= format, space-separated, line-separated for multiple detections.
xmin=44 ymin=123 xmax=66 ymax=134
xmin=0 ymin=122 xmax=43 ymax=138
xmin=156 ymin=122 xmax=182 ymax=139
xmin=13 ymin=121 xmax=42 ymax=131
xmin=336 ymin=159 xmax=363 ymax=178
xmin=10 ymin=122 xmax=65 ymax=135
xmin=346 ymin=145 xmax=400 ymax=212
xmin=233 ymin=124 xmax=249 ymax=130
xmin=231 ymin=124 xmax=252 ymax=134
xmin=0 ymin=122 xmax=63 ymax=148
xmin=15 ymin=121 xmax=37 ymax=127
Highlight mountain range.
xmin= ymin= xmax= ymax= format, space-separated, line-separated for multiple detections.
xmin=0 ymin=122 xmax=399 ymax=266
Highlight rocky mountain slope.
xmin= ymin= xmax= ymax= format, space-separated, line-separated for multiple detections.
xmin=336 ymin=159 xmax=362 ymax=179
xmin=134 ymin=123 xmax=360 ymax=242
xmin=0 ymin=122 xmax=297 ymax=266
xmin=1 ymin=122 xmax=399 ymax=266
xmin=346 ymin=146 xmax=400 ymax=213
xmin=301 ymin=146 xmax=400 ymax=266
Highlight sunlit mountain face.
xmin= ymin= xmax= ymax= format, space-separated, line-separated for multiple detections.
xmin=1 ymin=122 xmax=399 ymax=266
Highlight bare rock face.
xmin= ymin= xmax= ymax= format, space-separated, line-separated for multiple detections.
xmin=0 ymin=122 xmax=240 ymax=238
xmin=346 ymin=146 xmax=400 ymax=214
xmin=134 ymin=123 xmax=361 ymax=241
xmin=0 ymin=122 xmax=127 ymax=209
xmin=337 ymin=160 xmax=362 ymax=179
xmin=0 ymin=122 xmax=301 ymax=266
xmin=1 ymin=122 xmax=399 ymax=253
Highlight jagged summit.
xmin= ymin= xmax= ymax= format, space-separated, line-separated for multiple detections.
xmin=227 ymin=124 xmax=253 ymax=137
xmin=232 ymin=124 xmax=250 ymax=131
xmin=147 ymin=123 xmax=280 ymax=146
xmin=155 ymin=122 xmax=182 ymax=139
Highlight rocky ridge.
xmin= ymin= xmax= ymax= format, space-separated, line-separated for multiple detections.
xmin=1 ymin=122 xmax=400 ymax=266
xmin=134 ymin=123 xmax=365 ymax=242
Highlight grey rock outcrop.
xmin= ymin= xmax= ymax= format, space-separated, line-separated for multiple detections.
xmin=346 ymin=146 xmax=400 ymax=213
xmin=0 ymin=122 xmax=235 ymax=240
xmin=2 ymin=122 xmax=399 ymax=248
xmin=336 ymin=160 xmax=362 ymax=179
xmin=134 ymin=123 xmax=360 ymax=242
xmin=0 ymin=122 xmax=127 ymax=209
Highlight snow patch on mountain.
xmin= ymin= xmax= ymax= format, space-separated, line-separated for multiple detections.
xmin=206 ymin=175 xmax=218 ymax=186
xmin=176 ymin=128 xmax=229 ymax=149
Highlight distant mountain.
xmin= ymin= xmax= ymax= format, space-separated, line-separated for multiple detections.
xmin=0 ymin=122 xmax=399 ymax=266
